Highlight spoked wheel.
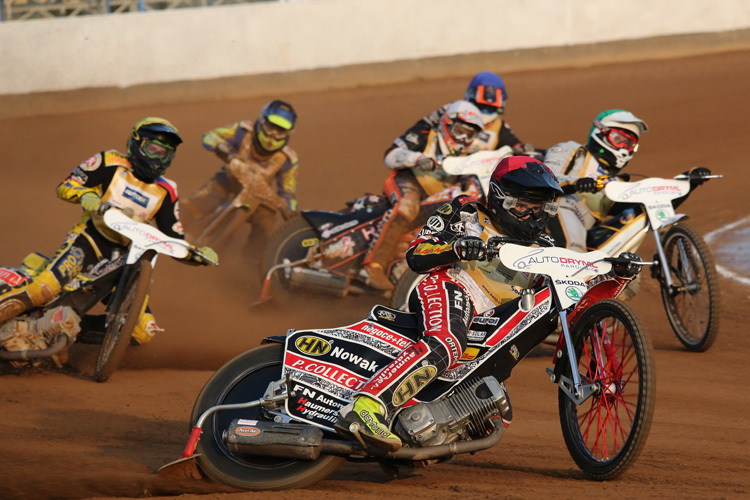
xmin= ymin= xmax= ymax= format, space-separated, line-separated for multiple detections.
xmin=94 ymin=259 xmax=152 ymax=382
xmin=659 ymin=223 xmax=720 ymax=351
xmin=260 ymin=215 xmax=318 ymax=299
xmin=192 ymin=343 xmax=344 ymax=491
xmin=558 ymin=299 xmax=655 ymax=480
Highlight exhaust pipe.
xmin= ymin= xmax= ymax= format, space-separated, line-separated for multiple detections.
xmin=223 ymin=417 xmax=505 ymax=461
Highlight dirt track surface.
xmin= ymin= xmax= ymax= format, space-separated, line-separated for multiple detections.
xmin=1 ymin=50 xmax=750 ymax=499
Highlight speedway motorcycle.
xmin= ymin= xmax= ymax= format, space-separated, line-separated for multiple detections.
xmin=181 ymin=157 xmax=292 ymax=249
xmin=257 ymin=148 xmax=511 ymax=302
xmin=391 ymin=170 xmax=722 ymax=352
xmin=160 ymin=241 xmax=655 ymax=490
xmin=589 ymin=170 xmax=722 ymax=351
xmin=0 ymin=204 xmax=216 ymax=382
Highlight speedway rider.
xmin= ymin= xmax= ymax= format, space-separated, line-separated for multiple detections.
xmin=362 ymin=100 xmax=486 ymax=291
xmin=338 ymin=155 xmax=643 ymax=451
xmin=180 ymin=100 xmax=299 ymax=241
xmin=0 ymin=118 xmax=217 ymax=346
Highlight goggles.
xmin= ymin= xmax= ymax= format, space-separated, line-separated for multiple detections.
xmin=260 ymin=119 xmax=292 ymax=141
xmin=139 ymin=138 xmax=175 ymax=163
xmin=605 ymin=128 xmax=638 ymax=152
xmin=472 ymin=85 xmax=504 ymax=109
xmin=449 ymin=120 xmax=480 ymax=144
xmin=502 ymin=195 xmax=558 ymax=219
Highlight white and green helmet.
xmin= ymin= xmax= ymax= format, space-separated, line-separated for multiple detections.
xmin=587 ymin=109 xmax=648 ymax=172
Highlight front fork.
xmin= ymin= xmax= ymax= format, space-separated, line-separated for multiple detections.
xmin=547 ymin=309 xmax=599 ymax=405
xmin=652 ymin=224 xmax=696 ymax=295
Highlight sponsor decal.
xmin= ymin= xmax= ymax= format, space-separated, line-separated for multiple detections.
xmin=471 ymin=316 xmax=499 ymax=326
xmin=510 ymin=345 xmax=520 ymax=360
xmin=392 ymin=365 xmax=437 ymax=406
xmin=616 ymin=183 xmax=684 ymax=201
xmin=426 ymin=215 xmax=445 ymax=232
xmin=302 ymin=237 xmax=320 ymax=247
xmin=123 ymin=187 xmax=149 ymax=208
xmin=56 ymin=247 xmax=84 ymax=279
xmin=0 ymin=269 xmax=30 ymax=287
xmin=329 ymin=345 xmax=380 ymax=372
xmin=376 ymin=310 xmax=396 ymax=321
xmin=323 ymin=236 xmax=355 ymax=259
xmin=295 ymin=336 xmax=332 ymax=356
xmin=82 ymin=155 xmax=101 ymax=170
xmin=234 ymin=426 xmax=261 ymax=436
xmin=321 ymin=219 xmax=359 ymax=239
xmin=414 ymin=242 xmax=452 ymax=256
xmin=237 ymin=419 xmax=258 ymax=425
xmin=565 ymin=286 xmax=583 ymax=302
xmin=437 ymin=204 xmax=452 ymax=215
xmin=357 ymin=323 xmax=411 ymax=349
xmin=554 ymin=279 xmax=586 ymax=287
xmin=287 ymin=353 xmax=367 ymax=390
xmin=459 ymin=347 xmax=480 ymax=361
xmin=512 ymin=248 xmax=598 ymax=272
xmin=467 ymin=330 xmax=486 ymax=342
xmin=449 ymin=222 xmax=465 ymax=233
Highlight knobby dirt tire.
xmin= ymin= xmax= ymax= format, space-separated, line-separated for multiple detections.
xmin=259 ymin=215 xmax=318 ymax=300
xmin=191 ymin=343 xmax=344 ymax=491
xmin=558 ymin=299 xmax=655 ymax=480
xmin=659 ymin=223 xmax=720 ymax=351
xmin=93 ymin=259 xmax=152 ymax=383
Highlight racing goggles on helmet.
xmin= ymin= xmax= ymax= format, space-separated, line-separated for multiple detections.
xmin=473 ymin=85 xmax=504 ymax=110
xmin=260 ymin=118 xmax=292 ymax=141
xmin=604 ymin=128 xmax=638 ymax=152
xmin=502 ymin=195 xmax=558 ymax=219
xmin=449 ymin=120 xmax=481 ymax=144
xmin=139 ymin=138 xmax=176 ymax=164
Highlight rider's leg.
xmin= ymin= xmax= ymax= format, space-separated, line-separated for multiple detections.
xmin=363 ymin=171 xmax=422 ymax=290
xmin=337 ymin=271 xmax=473 ymax=451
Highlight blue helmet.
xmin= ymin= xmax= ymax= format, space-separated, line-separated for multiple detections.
xmin=253 ymin=100 xmax=297 ymax=153
xmin=465 ymin=72 xmax=508 ymax=117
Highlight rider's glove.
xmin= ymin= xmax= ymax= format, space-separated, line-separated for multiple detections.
xmin=216 ymin=142 xmax=234 ymax=163
xmin=416 ymin=156 xmax=436 ymax=171
xmin=614 ymin=172 xmax=631 ymax=182
xmin=612 ymin=252 xmax=642 ymax=279
xmin=80 ymin=192 xmax=102 ymax=212
xmin=684 ymin=167 xmax=711 ymax=188
xmin=192 ymin=246 xmax=219 ymax=266
xmin=575 ymin=177 xmax=598 ymax=194
xmin=453 ymin=236 xmax=487 ymax=261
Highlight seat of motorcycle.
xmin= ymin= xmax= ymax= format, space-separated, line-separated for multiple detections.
xmin=366 ymin=305 xmax=420 ymax=339
xmin=302 ymin=208 xmax=387 ymax=240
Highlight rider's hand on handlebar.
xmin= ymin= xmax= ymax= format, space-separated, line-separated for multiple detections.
xmin=454 ymin=236 xmax=487 ymax=261
xmin=612 ymin=252 xmax=642 ymax=279
xmin=80 ymin=192 xmax=102 ymax=212
xmin=216 ymin=142 xmax=234 ymax=163
xmin=575 ymin=177 xmax=598 ymax=194
xmin=416 ymin=156 xmax=436 ymax=171
xmin=192 ymin=246 xmax=219 ymax=266
xmin=683 ymin=166 xmax=712 ymax=187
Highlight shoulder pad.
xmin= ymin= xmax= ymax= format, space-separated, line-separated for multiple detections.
xmin=103 ymin=150 xmax=131 ymax=167
xmin=240 ymin=120 xmax=254 ymax=131
xmin=155 ymin=177 xmax=179 ymax=203
xmin=281 ymin=145 xmax=298 ymax=163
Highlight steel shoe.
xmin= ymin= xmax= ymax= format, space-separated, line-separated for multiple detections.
xmin=335 ymin=395 xmax=402 ymax=452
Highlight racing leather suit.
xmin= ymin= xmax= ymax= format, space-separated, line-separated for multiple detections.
xmin=0 ymin=150 xmax=185 ymax=337
xmin=181 ymin=121 xmax=299 ymax=240
xmin=543 ymin=141 xmax=619 ymax=252
xmin=357 ymin=194 xmax=540 ymax=419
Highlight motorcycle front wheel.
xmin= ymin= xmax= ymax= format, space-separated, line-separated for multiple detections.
xmin=659 ymin=223 xmax=720 ymax=351
xmin=192 ymin=343 xmax=344 ymax=491
xmin=558 ymin=299 xmax=655 ymax=480
xmin=94 ymin=259 xmax=152 ymax=382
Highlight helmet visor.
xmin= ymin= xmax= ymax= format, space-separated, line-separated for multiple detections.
xmin=449 ymin=120 xmax=480 ymax=144
xmin=606 ymin=128 xmax=638 ymax=151
xmin=473 ymin=85 xmax=504 ymax=109
xmin=502 ymin=195 xmax=558 ymax=219
xmin=140 ymin=138 xmax=176 ymax=164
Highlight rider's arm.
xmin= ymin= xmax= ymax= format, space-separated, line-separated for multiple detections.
xmin=56 ymin=151 xmax=117 ymax=203
xmin=153 ymin=178 xmax=186 ymax=240
xmin=275 ymin=148 xmax=299 ymax=211
xmin=405 ymin=196 xmax=474 ymax=273
xmin=202 ymin=121 xmax=245 ymax=159
xmin=495 ymin=121 xmax=525 ymax=154
xmin=384 ymin=119 xmax=434 ymax=170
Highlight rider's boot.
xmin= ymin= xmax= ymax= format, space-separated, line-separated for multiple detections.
xmin=363 ymin=213 xmax=410 ymax=291
xmin=336 ymin=395 xmax=402 ymax=452
xmin=0 ymin=270 xmax=61 ymax=324
xmin=131 ymin=308 xmax=164 ymax=346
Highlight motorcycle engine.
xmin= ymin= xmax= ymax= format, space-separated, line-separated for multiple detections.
xmin=392 ymin=376 xmax=511 ymax=448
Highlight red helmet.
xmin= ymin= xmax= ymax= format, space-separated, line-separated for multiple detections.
xmin=487 ymin=156 xmax=563 ymax=240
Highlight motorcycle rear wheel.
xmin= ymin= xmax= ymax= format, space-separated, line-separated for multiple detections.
xmin=659 ymin=223 xmax=720 ymax=351
xmin=558 ymin=299 xmax=655 ymax=480
xmin=93 ymin=259 xmax=152 ymax=382
xmin=389 ymin=268 xmax=423 ymax=311
xmin=260 ymin=215 xmax=318 ymax=299
xmin=192 ymin=343 xmax=344 ymax=491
